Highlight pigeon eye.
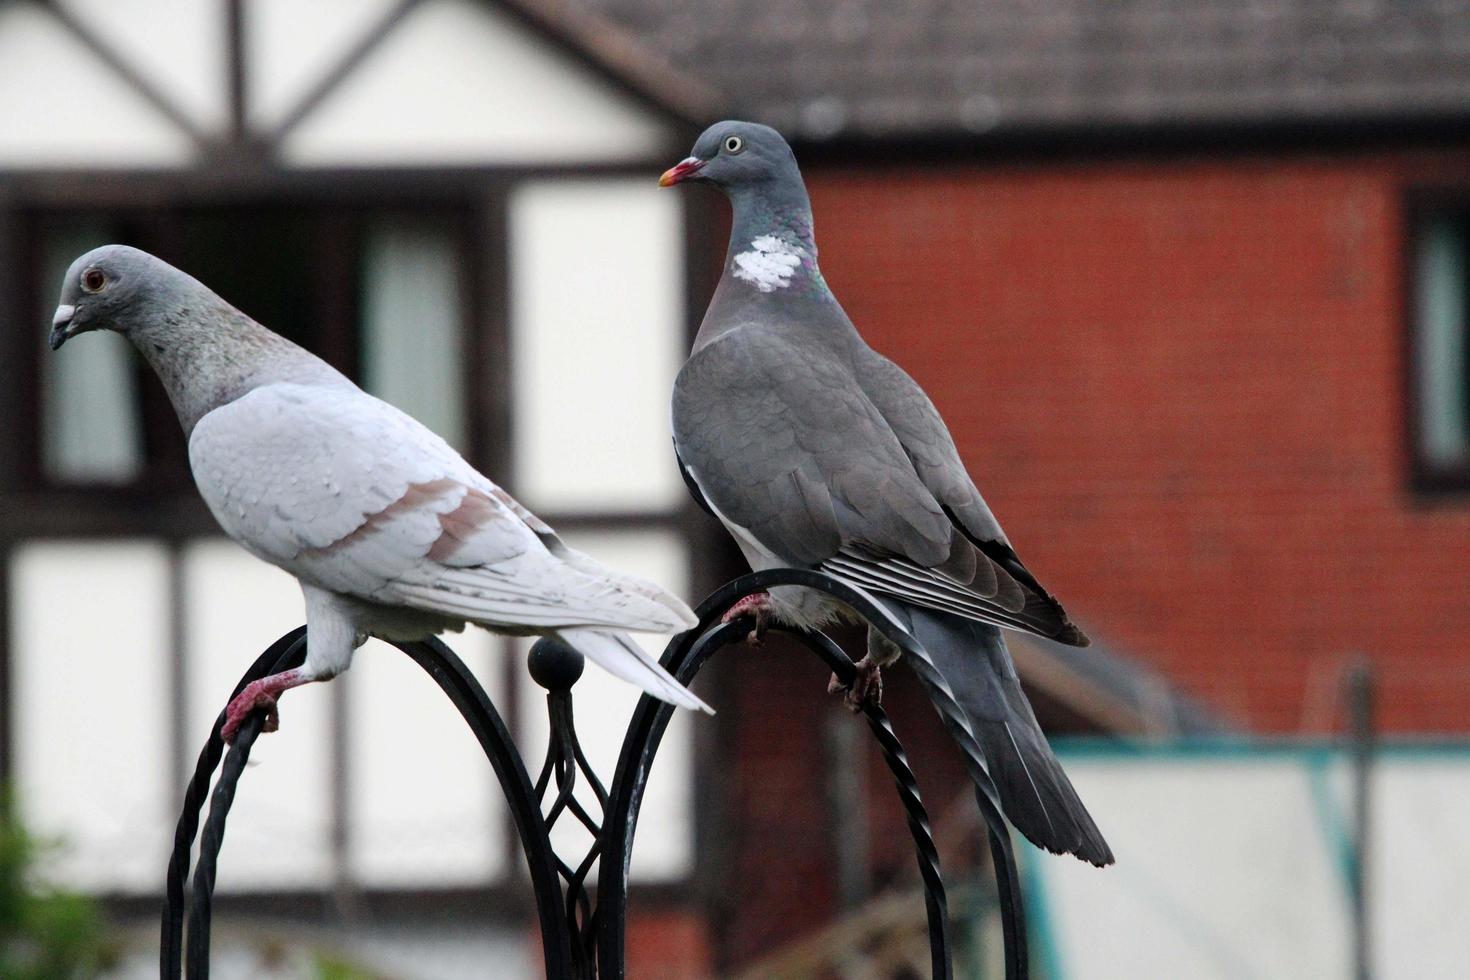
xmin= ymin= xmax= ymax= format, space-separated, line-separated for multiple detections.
xmin=82 ymin=269 xmax=106 ymax=292
xmin=723 ymin=135 xmax=744 ymax=154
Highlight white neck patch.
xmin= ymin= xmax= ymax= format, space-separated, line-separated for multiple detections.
xmin=733 ymin=235 xmax=805 ymax=292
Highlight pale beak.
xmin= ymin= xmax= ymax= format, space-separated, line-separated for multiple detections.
xmin=659 ymin=156 xmax=706 ymax=187
xmin=49 ymin=305 xmax=77 ymax=351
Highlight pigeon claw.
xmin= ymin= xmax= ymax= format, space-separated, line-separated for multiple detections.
xmin=721 ymin=591 xmax=773 ymax=645
xmin=220 ymin=669 xmax=305 ymax=744
xmin=828 ymin=655 xmax=883 ymax=713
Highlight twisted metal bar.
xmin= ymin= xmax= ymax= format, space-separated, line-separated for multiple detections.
xmin=160 ymin=626 xmax=305 ymax=979
xmin=162 ymin=569 xmax=1026 ymax=980
xmin=391 ymin=639 xmax=573 ymax=974
xmin=185 ymin=709 xmax=267 ymax=976
xmin=795 ymin=629 xmax=952 ymax=980
xmin=597 ymin=567 xmax=1026 ymax=980
xmin=163 ymin=635 xmax=575 ymax=979
xmin=593 ymin=614 xmax=954 ymax=976
xmin=902 ymin=647 xmax=1029 ymax=980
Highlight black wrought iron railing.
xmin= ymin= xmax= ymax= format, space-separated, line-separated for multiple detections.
xmin=160 ymin=569 xmax=1028 ymax=979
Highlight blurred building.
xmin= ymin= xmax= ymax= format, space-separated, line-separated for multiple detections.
xmin=579 ymin=0 xmax=1470 ymax=975
xmin=0 ymin=1 xmax=721 ymax=976
xmin=1 ymin=0 xmax=1469 ymax=977
xmin=589 ymin=0 xmax=1470 ymax=734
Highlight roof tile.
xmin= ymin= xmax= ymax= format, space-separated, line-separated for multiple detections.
xmin=570 ymin=0 xmax=1470 ymax=137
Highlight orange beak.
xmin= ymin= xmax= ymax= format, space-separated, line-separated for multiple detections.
xmin=659 ymin=156 xmax=705 ymax=187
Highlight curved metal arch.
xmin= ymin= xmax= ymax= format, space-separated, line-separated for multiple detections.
xmin=161 ymin=626 xmax=307 ymax=979
xmin=160 ymin=568 xmax=1028 ymax=980
xmin=596 ymin=567 xmax=1028 ymax=980
xmin=160 ymin=632 xmax=576 ymax=979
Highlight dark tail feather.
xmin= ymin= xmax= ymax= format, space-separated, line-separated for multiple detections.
xmin=903 ymin=606 xmax=1114 ymax=867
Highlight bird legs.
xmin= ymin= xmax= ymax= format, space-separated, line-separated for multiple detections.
xmin=721 ymin=591 xmax=885 ymax=708
xmin=828 ymin=627 xmax=901 ymax=712
xmin=220 ymin=587 xmax=358 ymax=743
xmin=721 ymin=591 xmax=773 ymax=644
xmin=220 ymin=668 xmax=313 ymax=744
xmin=828 ymin=655 xmax=883 ymax=712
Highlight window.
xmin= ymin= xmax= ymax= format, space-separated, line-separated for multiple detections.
xmin=38 ymin=220 xmax=144 ymax=484
xmin=1410 ymin=201 xmax=1470 ymax=490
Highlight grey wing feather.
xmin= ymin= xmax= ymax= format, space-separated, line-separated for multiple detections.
xmin=894 ymin=604 xmax=1112 ymax=865
xmin=676 ymin=327 xmax=1087 ymax=646
xmin=192 ymin=384 xmax=696 ymax=635
xmin=854 ymin=350 xmax=1011 ymax=545
xmin=673 ymin=328 xmax=950 ymax=567
xmin=854 ymin=348 xmax=1090 ymax=646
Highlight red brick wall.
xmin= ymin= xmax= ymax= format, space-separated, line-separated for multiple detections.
xmin=709 ymin=633 xmax=975 ymax=973
xmin=802 ymin=148 xmax=1470 ymax=734
xmin=625 ymin=909 xmax=714 ymax=978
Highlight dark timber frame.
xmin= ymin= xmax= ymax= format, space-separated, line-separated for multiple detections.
xmin=161 ymin=569 xmax=1028 ymax=979
xmin=0 ymin=0 xmax=720 ymax=803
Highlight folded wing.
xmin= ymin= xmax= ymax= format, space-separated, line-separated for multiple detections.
xmin=189 ymin=383 xmax=701 ymax=689
xmin=675 ymin=329 xmax=1086 ymax=646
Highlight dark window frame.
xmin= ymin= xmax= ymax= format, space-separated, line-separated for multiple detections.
xmin=1405 ymin=187 xmax=1470 ymax=495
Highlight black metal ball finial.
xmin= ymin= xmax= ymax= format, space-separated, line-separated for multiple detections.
xmin=528 ymin=637 xmax=585 ymax=691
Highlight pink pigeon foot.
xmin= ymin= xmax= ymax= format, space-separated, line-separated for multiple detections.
xmin=721 ymin=591 xmax=774 ymax=645
xmin=221 ymin=668 xmax=311 ymax=744
xmin=828 ymin=654 xmax=883 ymax=713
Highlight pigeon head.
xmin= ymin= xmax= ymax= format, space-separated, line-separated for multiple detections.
xmin=50 ymin=244 xmax=196 ymax=351
xmin=50 ymin=244 xmax=340 ymax=437
xmin=659 ymin=121 xmax=802 ymax=194
xmin=663 ymin=122 xmax=828 ymax=310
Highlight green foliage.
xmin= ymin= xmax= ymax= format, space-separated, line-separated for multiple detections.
xmin=313 ymin=951 xmax=387 ymax=980
xmin=0 ymin=807 xmax=108 ymax=980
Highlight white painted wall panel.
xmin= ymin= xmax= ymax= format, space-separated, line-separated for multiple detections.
xmin=245 ymin=0 xmax=399 ymax=128
xmin=283 ymin=0 xmax=672 ymax=165
xmin=58 ymin=0 xmax=228 ymax=132
xmin=0 ymin=5 xmax=194 ymax=167
xmin=513 ymin=529 xmax=696 ymax=881
xmin=1030 ymin=749 xmax=1370 ymax=980
xmin=182 ymin=539 xmax=333 ymax=891
xmin=510 ymin=179 xmax=685 ymax=512
xmin=11 ymin=540 xmax=171 ymax=892
xmin=1033 ymin=749 xmax=1470 ymax=977
xmin=1372 ymin=759 xmax=1470 ymax=979
xmin=346 ymin=632 xmax=507 ymax=887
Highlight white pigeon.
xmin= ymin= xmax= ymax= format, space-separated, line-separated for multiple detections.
xmin=50 ymin=245 xmax=709 ymax=742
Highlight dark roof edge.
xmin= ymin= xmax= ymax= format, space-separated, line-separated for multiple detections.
xmin=788 ymin=110 xmax=1470 ymax=167
xmin=490 ymin=0 xmax=729 ymax=129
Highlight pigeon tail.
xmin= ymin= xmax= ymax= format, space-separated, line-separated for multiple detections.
xmin=903 ymin=606 xmax=1114 ymax=867
xmin=558 ymin=629 xmax=713 ymax=715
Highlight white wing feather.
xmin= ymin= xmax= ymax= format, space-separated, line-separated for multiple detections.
xmin=189 ymin=383 xmax=697 ymax=635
